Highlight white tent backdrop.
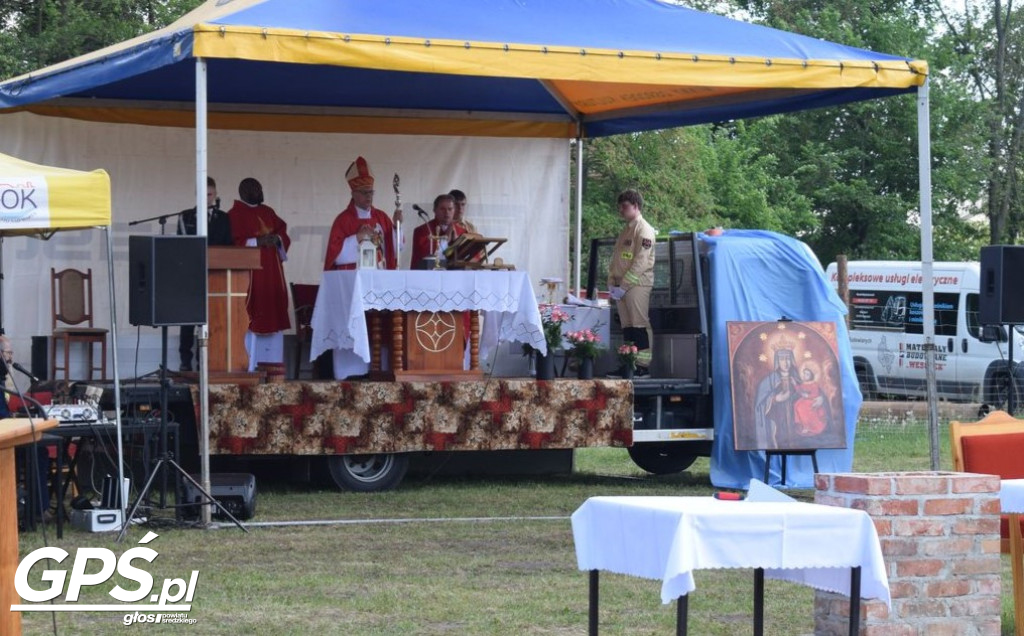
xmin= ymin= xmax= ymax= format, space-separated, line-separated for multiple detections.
xmin=0 ymin=111 xmax=570 ymax=372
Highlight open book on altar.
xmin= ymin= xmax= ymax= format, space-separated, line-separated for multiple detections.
xmin=443 ymin=232 xmax=511 ymax=269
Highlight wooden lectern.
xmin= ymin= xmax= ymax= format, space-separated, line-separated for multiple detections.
xmin=207 ymin=247 xmax=261 ymax=376
xmin=1 ymin=417 xmax=57 ymax=636
xmin=443 ymin=233 xmax=509 ymax=269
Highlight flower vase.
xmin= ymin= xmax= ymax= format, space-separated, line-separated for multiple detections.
xmin=623 ymin=365 xmax=635 ymax=380
xmin=536 ymin=352 xmax=556 ymax=381
xmin=577 ymin=357 xmax=594 ymax=380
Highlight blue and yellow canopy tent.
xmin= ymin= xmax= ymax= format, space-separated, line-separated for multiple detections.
xmin=0 ymin=0 xmax=940 ymax=489
xmin=0 ymin=0 xmax=926 ymax=138
xmin=0 ymin=152 xmax=110 ymax=237
xmin=0 ymin=151 xmax=127 ymax=522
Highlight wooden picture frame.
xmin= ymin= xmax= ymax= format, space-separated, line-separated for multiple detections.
xmin=727 ymin=320 xmax=847 ymax=451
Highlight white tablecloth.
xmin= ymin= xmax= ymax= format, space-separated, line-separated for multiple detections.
xmin=310 ymin=270 xmax=547 ymax=366
xmin=571 ymin=496 xmax=890 ymax=606
xmin=1003 ymin=479 xmax=1024 ymax=513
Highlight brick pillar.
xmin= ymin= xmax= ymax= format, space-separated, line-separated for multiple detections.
xmin=814 ymin=472 xmax=1001 ymax=636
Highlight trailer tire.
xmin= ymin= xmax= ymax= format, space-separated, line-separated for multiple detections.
xmin=325 ymin=453 xmax=409 ymax=492
xmin=627 ymin=444 xmax=699 ymax=475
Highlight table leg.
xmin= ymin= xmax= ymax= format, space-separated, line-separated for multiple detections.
xmin=754 ymin=567 xmax=764 ymax=636
xmin=849 ymin=566 xmax=861 ymax=636
xmin=1 ymin=447 xmax=23 ymax=636
xmin=1010 ymin=513 xmax=1024 ymax=636
xmin=61 ymin=438 xmax=79 ymax=504
xmin=676 ymin=594 xmax=688 ymax=636
xmin=369 ymin=312 xmax=383 ymax=373
xmin=54 ymin=436 xmax=63 ymax=540
xmin=391 ymin=310 xmax=404 ymax=372
xmin=470 ymin=311 xmax=480 ymax=370
xmin=588 ymin=569 xmax=599 ymax=636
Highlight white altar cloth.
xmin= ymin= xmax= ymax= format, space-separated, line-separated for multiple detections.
xmin=571 ymin=496 xmax=890 ymax=606
xmin=310 ymin=270 xmax=547 ymax=369
xmin=1002 ymin=479 xmax=1024 ymax=513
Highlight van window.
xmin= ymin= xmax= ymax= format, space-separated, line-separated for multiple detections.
xmin=966 ymin=293 xmax=983 ymax=340
xmin=850 ymin=290 xmax=958 ymax=336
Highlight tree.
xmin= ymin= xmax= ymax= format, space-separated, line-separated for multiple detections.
xmin=934 ymin=0 xmax=1024 ymax=245
xmin=734 ymin=0 xmax=987 ymax=263
xmin=574 ymin=120 xmax=814 ymax=281
xmin=0 ymin=0 xmax=202 ymax=80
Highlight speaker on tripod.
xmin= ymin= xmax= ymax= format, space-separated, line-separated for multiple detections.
xmin=980 ymin=245 xmax=1024 ymax=326
xmin=120 ymin=235 xmax=246 ymax=537
xmin=129 ymin=236 xmax=207 ymax=327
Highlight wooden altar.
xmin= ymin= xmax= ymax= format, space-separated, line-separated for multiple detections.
xmin=1 ymin=418 xmax=57 ymax=636
xmin=367 ymin=310 xmax=482 ymax=381
xmin=310 ymin=270 xmax=548 ymax=381
xmin=207 ymin=247 xmax=261 ymax=377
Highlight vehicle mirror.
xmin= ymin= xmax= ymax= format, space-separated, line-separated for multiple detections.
xmin=979 ymin=324 xmax=1004 ymax=343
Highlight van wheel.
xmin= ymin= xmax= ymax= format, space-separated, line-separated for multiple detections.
xmin=325 ymin=453 xmax=409 ymax=492
xmin=627 ymin=444 xmax=699 ymax=474
xmin=983 ymin=372 xmax=1023 ymax=413
xmin=855 ymin=362 xmax=877 ymax=400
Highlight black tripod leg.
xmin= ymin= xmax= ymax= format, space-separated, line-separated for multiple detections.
xmin=117 ymin=457 xmax=166 ymax=542
xmin=172 ymin=460 xmax=248 ymax=532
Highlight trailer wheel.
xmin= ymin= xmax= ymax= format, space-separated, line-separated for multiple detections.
xmin=627 ymin=444 xmax=699 ymax=475
xmin=325 ymin=453 xmax=409 ymax=492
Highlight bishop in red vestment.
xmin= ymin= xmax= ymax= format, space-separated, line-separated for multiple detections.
xmin=228 ymin=178 xmax=291 ymax=334
xmin=324 ymin=157 xmax=403 ymax=270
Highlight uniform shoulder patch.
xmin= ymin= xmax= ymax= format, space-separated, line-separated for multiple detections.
xmin=641 ymin=238 xmax=652 ymax=249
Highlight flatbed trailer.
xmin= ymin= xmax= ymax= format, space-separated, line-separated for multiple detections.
xmin=204 ymin=378 xmax=634 ymax=491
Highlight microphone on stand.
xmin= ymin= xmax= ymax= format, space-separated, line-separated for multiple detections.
xmin=12 ymin=362 xmax=39 ymax=385
xmin=413 ymin=204 xmax=430 ymax=222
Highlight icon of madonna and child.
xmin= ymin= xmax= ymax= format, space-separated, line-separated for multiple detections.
xmin=727 ymin=321 xmax=847 ymax=452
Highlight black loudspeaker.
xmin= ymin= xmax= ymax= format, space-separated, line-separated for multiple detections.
xmin=182 ymin=473 xmax=257 ymax=520
xmin=980 ymin=245 xmax=1024 ymax=325
xmin=129 ymin=236 xmax=207 ymax=326
xmin=30 ymin=336 xmax=49 ymax=382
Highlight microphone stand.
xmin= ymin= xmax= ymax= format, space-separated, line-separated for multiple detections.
xmin=128 ymin=211 xmax=188 ymax=235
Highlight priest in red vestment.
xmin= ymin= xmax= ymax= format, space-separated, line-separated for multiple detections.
xmin=323 ymin=157 xmax=403 ymax=270
xmin=228 ymin=178 xmax=291 ymax=370
xmin=411 ymin=193 xmax=466 ymax=267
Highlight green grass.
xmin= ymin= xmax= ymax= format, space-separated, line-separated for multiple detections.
xmin=15 ymin=418 xmax=1017 ymax=635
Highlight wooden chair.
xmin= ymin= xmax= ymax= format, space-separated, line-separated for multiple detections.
xmin=51 ymin=268 xmax=107 ymax=381
xmin=950 ymin=410 xmax=1024 ymax=553
xmin=290 ymin=283 xmax=319 ymax=380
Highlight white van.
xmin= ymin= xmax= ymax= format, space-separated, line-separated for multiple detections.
xmin=825 ymin=261 xmax=1024 ymax=406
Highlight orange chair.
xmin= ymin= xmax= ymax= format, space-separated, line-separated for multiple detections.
xmin=51 ymin=268 xmax=107 ymax=381
xmin=950 ymin=410 xmax=1024 ymax=552
xmin=290 ymin=283 xmax=319 ymax=380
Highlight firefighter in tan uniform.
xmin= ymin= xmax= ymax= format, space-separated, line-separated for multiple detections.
xmin=607 ymin=189 xmax=655 ymax=377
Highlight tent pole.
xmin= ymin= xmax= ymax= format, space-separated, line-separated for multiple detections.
xmin=574 ymin=132 xmax=584 ymax=297
xmin=196 ymin=57 xmax=212 ymax=526
xmin=918 ymin=79 xmax=939 ymax=470
xmin=106 ymin=227 xmax=128 ymax=532
xmin=0 ymin=235 xmax=4 ymax=335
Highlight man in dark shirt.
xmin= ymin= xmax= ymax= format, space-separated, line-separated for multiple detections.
xmin=177 ymin=177 xmax=232 ymax=371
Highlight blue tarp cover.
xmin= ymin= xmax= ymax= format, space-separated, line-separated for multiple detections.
xmin=702 ymin=230 xmax=861 ymax=489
